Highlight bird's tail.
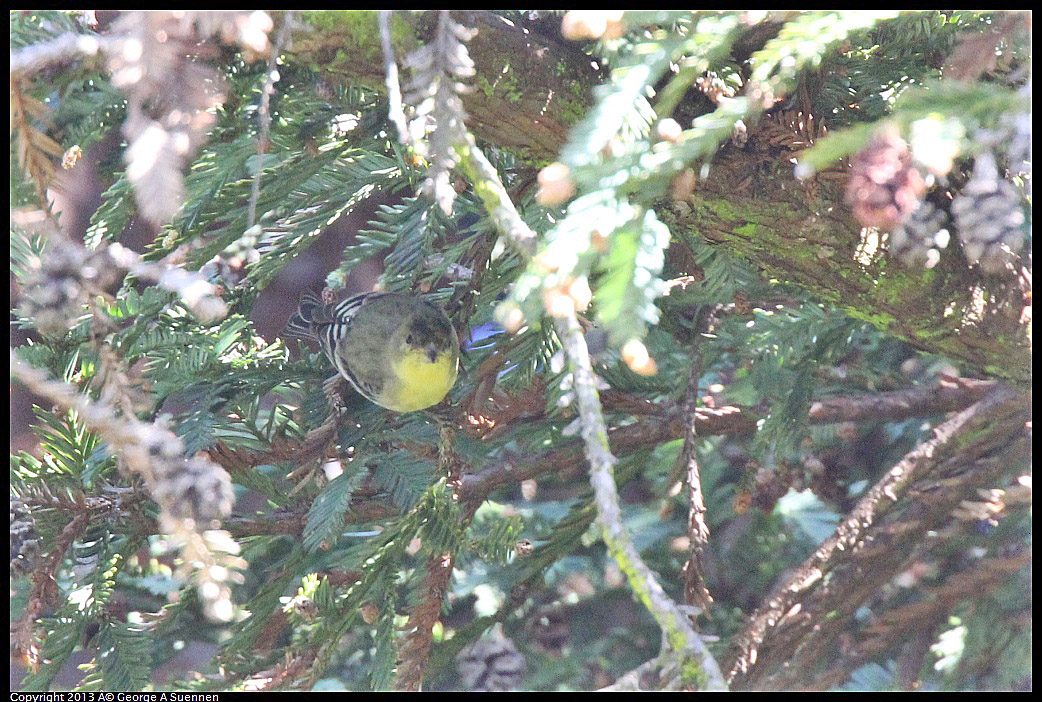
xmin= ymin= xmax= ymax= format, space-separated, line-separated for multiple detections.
xmin=284 ymin=292 xmax=324 ymax=340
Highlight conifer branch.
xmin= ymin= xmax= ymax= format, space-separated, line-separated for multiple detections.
xmin=11 ymin=511 xmax=89 ymax=664
xmin=395 ymin=424 xmax=471 ymax=691
xmin=10 ymin=31 xmax=115 ymax=76
xmin=11 ymin=11 xmax=1030 ymax=692
xmin=379 ymin=10 xmax=411 ymax=147
xmin=245 ymin=12 xmax=294 ymax=232
xmin=10 ymin=79 xmax=65 ymax=207
xmin=395 ymin=550 xmax=457 ymax=691
xmin=435 ymin=34 xmax=724 ymax=680
xmin=852 ymin=549 xmax=1031 ymax=675
xmin=555 ymin=310 xmax=727 ymax=690
xmin=462 ymin=378 xmax=998 ymax=499
xmin=677 ymin=308 xmax=715 ymax=618
xmin=10 ymin=351 xmax=243 ymax=621
xmin=454 ymin=134 xmax=538 ymax=259
xmin=726 ymin=386 xmax=1030 ymax=689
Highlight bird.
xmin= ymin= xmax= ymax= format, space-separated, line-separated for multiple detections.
xmin=285 ymin=291 xmax=459 ymax=412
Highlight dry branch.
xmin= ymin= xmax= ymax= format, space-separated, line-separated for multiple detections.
xmin=725 ymin=386 xmax=1031 ymax=690
xmin=556 ymin=310 xmax=727 ymax=690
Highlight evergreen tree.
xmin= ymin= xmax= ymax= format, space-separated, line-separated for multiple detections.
xmin=11 ymin=10 xmax=1030 ymax=692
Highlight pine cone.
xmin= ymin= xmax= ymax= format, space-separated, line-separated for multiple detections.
xmin=1001 ymin=111 xmax=1031 ymax=199
xmin=19 ymin=247 xmax=118 ymax=337
xmin=529 ymin=605 xmax=569 ymax=654
xmin=951 ymin=152 xmax=1027 ymax=273
xmin=1005 ymin=111 xmax=1031 ymax=180
xmin=846 ymin=127 xmax=926 ymax=230
xmin=136 ymin=418 xmax=234 ymax=523
xmin=457 ymin=626 xmax=526 ymax=692
xmin=151 ymin=455 xmax=235 ymax=523
xmin=11 ymin=496 xmax=40 ymax=576
xmin=889 ymin=200 xmax=951 ymax=268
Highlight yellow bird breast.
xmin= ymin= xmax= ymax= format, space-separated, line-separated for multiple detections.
xmin=384 ymin=348 xmax=459 ymax=412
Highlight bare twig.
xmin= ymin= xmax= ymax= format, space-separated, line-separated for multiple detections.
xmin=379 ymin=10 xmax=412 ymax=147
xmin=677 ymin=308 xmax=715 ymax=618
xmin=10 ymin=32 xmax=116 ymax=76
xmin=555 ymin=310 xmax=727 ymax=690
xmin=201 ymin=375 xmax=1000 ymax=549
xmin=863 ymin=550 xmax=1031 ymax=663
xmin=806 ymin=377 xmax=997 ymax=424
xmin=601 ymin=651 xmax=705 ymax=691
xmin=243 ymin=650 xmax=318 ymax=691
xmin=461 ymin=378 xmax=998 ymax=501
xmin=725 ymin=385 xmax=1030 ymax=689
xmin=246 ymin=12 xmax=294 ymax=230
xmin=395 ymin=423 xmax=471 ymax=691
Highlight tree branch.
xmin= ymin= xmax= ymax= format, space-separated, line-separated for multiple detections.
xmin=461 ymin=378 xmax=998 ymax=500
xmin=289 ymin=10 xmax=598 ymax=161
xmin=198 ymin=377 xmax=1000 ymax=549
xmin=288 ymin=11 xmax=1027 ymax=381
xmin=677 ymin=308 xmax=715 ymax=617
xmin=394 ymin=424 xmax=471 ymax=691
xmin=444 ymin=56 xmax=726 ymax=682
xmin=556 ymin=310 xmax=727 ymax=690
xmin=724 ymin=385 xmax=1031 ymax=689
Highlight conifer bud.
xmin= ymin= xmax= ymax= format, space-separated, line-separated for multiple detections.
xmin=951 ymin=152 xmax=1026 ymax=273
xmin=536 ymin=162 xmax=575 ymax=205
xmin=621 ymin=338 xmax=658 ymax=376
xmin=670 ymin=168 xmax=697 ymax=201
xmin=655 ymin=118 xmax=683 ymax=143
xmin=560 ymin=11 xmax=625 ymax=41
xmin=496 ymin=302 xmax=526 ymax=333
xmin=458 ymin=627 xmax=526 ymax=692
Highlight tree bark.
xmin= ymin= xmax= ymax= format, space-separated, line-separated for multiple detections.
xmin=289 ymin=10 xmax=598 ymax=161
xmin=288 ymin=11 xmax=1031 ymax=383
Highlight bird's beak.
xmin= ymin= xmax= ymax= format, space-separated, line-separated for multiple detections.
xmin=425 ymin=343 xmax=438 ymax=363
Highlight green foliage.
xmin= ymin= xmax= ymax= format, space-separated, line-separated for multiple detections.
xmin=18 ymin=532 xmax=146 ymax=692
xmin=466 ymin=505 xmax=525 ymax=565
xmin=10 ymin=222 xmax=48 ymax=280
xmin=801 ymin=81 xmax=1030 ymax=172
xmin=512 ymin=11 xmax=908 ymax=354
xmin=334 ymin=196 xmax=449 ymax=291
xmin=244 ymin=150 xmax=404 ymax=289
xmin=18 ymin=614 xmax=85 ymax=691
xmin=668 ymin=230 xmax=761 ymax=305
xmin=303 ymin=469 xmax=369 ymax=552
xmin=52 ymin=77 xmax=127 ymax=155
xmin=85 ymin=176 xmax=136 ymax=249
xmin=30 ymin=407 xmax=108 ymax=486
xmin=730 ymin=303 xmax=865 ymax=456
xmin=86 ymin=621 xmax=153 ymax=692
xmin=368 ymin=450 xmax=437 ymax=510
xmin=10 ymin=10 xmax=88 ymax=49
xmin=594 ymin=209 xmax=671 ymax=344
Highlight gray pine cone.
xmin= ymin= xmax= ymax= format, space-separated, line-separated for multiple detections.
xmin=951 ymin=152 xmax=1027 ymax=273
xmin=889 ymin=200 xmax=951 ymax=268
xmin=457 ymin=625 xmax=526 ymax=691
